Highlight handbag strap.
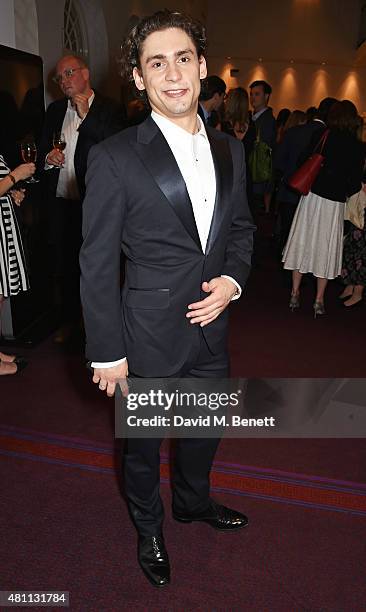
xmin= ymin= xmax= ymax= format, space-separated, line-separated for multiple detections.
xmin=313 ymin=129 xmax=330 ymax=154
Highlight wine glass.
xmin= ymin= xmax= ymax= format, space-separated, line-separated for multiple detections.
xmin=20 ymin=142 xmax=39 ymax=183
xmin=52 ymin=132 xmax=66 ymax=168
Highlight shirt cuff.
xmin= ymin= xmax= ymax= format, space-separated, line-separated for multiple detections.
xmin=91 ymin=357 xmax=126 ymax=368
xmin=221 ymin=275 xmax=242 ymax=300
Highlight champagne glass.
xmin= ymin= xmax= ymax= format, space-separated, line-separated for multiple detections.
xmin=52 ymin=131 xmax=66 ymax=168
xmin=20 ymin=141 xmax=39 ymax=183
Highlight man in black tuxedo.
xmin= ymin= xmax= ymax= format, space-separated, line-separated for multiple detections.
xmin=80 ymin=10 xmax=255 ymax=587
xmin=38 ymin=54 xmax=123 ymax=341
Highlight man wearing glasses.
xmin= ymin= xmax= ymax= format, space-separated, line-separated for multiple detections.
xmin=38 ymin=55 xmax=124 ymax=344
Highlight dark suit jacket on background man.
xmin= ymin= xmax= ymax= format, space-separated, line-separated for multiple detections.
xmin=38 ymin=92 xmax=123 ymax=201
xmin=38 ymin=84 xmax=123 ymax=333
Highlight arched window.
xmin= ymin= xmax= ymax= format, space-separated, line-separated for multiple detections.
xmin=63 ymin=0 xmax=88 ymax=59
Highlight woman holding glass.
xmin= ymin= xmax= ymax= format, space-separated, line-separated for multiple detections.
xmin=0 ymin=153 xmax=35 ymax=375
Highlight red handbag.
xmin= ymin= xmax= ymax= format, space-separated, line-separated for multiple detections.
xmin=287 ymin=129 xmax=329 ymax=195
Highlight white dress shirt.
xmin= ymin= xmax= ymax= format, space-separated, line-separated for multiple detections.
xmin=46 ymin=91 xmax=95 ymax=201
xmin=92 ymin=111 xmax=241 ymax=368
xmin=153 ymin=111 xmax=217 ymax=252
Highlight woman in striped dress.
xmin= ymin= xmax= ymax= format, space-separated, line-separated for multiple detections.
xmin=0 ymin=153 xmax=35 ymax=375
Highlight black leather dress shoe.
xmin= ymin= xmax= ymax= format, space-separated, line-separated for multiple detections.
xmin=173 ymin=499 xmax=249 ymax=531
xmin=138 ymin=536 xmax=170 ymax=587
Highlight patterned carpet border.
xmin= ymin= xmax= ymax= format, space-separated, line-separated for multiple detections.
xmin=1 ymin=425 xmax=365 ymax=517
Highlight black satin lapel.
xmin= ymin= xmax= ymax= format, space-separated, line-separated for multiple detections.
xmin=132 ymin=122 xmax=202 ymax=251
xmin=205 ymin=131 xmax=233 ymax=254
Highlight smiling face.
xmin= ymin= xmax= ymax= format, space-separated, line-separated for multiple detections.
xmin=133 ymin=27 xmax=207 ymax=125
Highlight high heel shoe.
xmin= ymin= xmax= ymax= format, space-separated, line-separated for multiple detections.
xmin=313 ymin=301 xmax=325 ymax=318
xmin=289 ymin=294 xmax=300 ymax=311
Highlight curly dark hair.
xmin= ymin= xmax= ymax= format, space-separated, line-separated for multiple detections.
xmin=119 ymin=9 xmax=206 ymax=84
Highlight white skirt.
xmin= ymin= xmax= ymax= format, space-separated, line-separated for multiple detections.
xmin=282 ymin=191 xmax=345 ymax=279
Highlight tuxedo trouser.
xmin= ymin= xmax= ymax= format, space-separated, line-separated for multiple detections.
xmin=50 ymin=197 xmax=82 ymax=324
xmin=124 ymin=333 xmax=229 ymax=537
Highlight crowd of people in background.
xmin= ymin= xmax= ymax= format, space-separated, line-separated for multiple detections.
xmin=197 ymin=77 xmax=366 ymax=317
xmin=1 ymin=57 xmax=365 ymax=376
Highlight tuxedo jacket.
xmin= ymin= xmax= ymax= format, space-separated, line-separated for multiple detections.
xmin=38 ymin=92 xmax=124 ymax=200
xmin=80 ymin=115 xmax=255 ymax=377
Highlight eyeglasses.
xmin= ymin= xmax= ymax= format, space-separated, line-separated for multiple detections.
xmin=53 ymin=67 xmax=83 ymax=84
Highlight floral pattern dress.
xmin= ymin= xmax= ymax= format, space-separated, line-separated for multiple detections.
xmin=341 ymin=212 xmax=366 ymax=286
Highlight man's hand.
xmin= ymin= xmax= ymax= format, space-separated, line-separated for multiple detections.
xmin=93 ymin=360 xmax=129 ymax=397
xmin=186 ymin=277 xmax=238 ymax=327
xmin=46 ymin=148 xmax=65 ymax=167
xmin=72 ymin=94 xmax=90 ymax=119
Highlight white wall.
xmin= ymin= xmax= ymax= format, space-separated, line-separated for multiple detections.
xmin=0 ymin=0 xmax=16 ymax=47
xmin=14 ymin=0 xmax=39 ymax=54
xmin=35 ymin=0 xmax=64 ymax=104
